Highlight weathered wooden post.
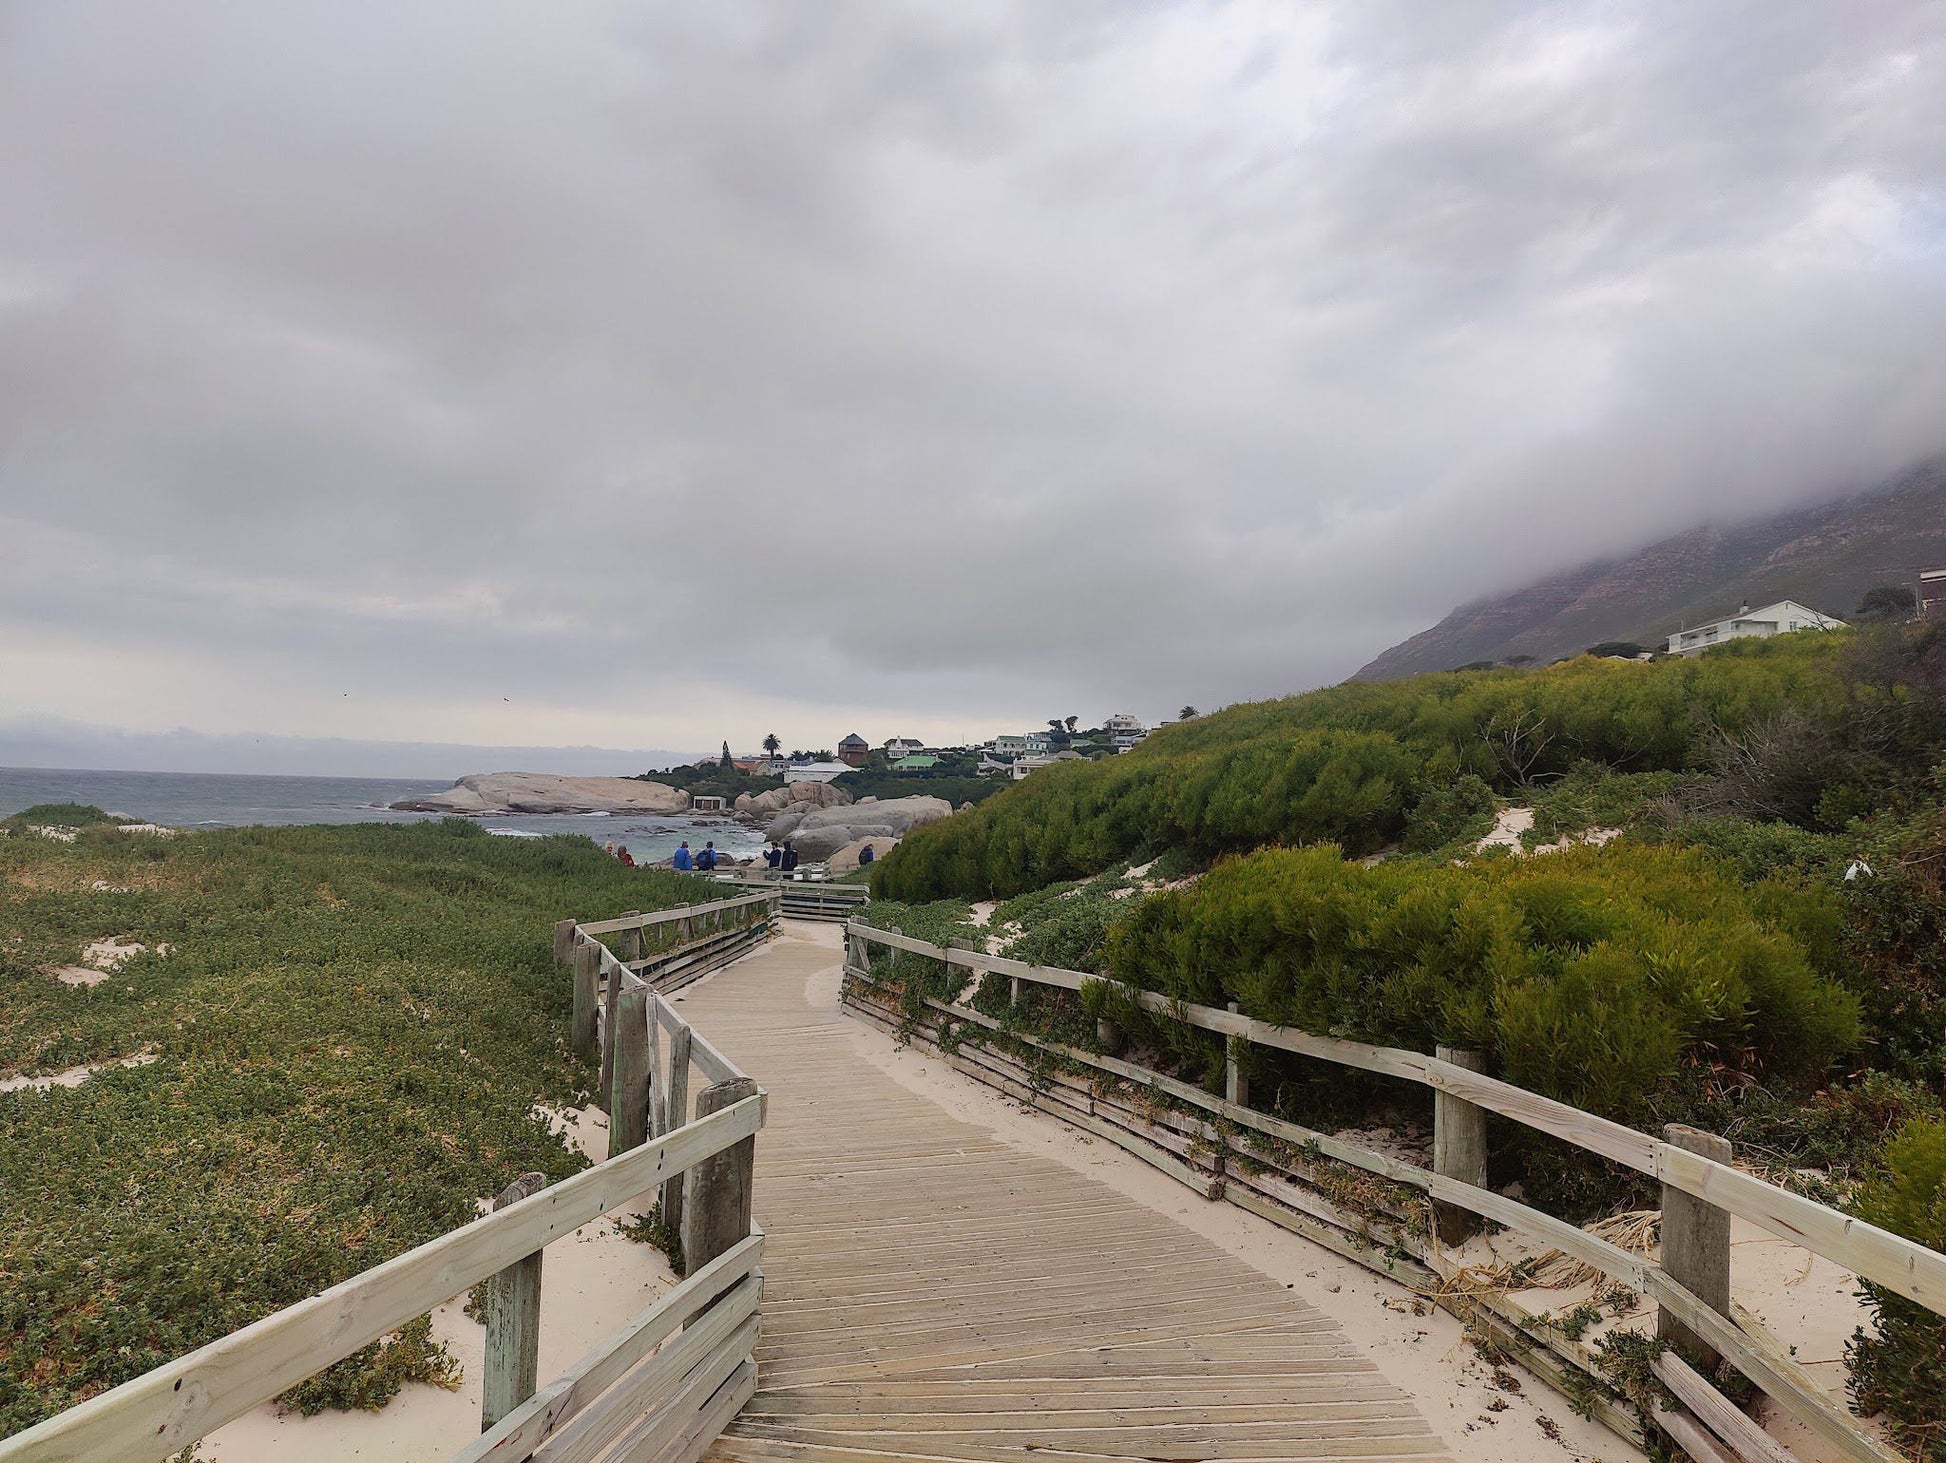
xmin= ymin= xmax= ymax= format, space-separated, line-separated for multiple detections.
xmin=481 ymin=1171 xmax=547 ymax=1431
xmin=1658 ymin=1124 xmax=1733 ymax=1367
xmin=619 ymin=911 xmax=641 ymax=963
xmin=552 ymin=918 xmax=576 ymax=966
xmin=607 ymin=986 xmax=649 ymax=1159
xmin=1433 ymin=1046 xmax=1489 ymax=1246
xmin=1225 ymin=1002 xmax=1250 ymax=1108
xmin=683 ymin=1077 xmax=759 ymax=1279
xmin=597 ymin=955 xmax=621 ymax=1113
xmin=571 ymin=941 xmax=599 ymax=1060
xmin=660 ymin=1024 xmax=694 ymax=1223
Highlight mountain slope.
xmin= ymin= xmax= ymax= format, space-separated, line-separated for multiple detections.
xmin=1355 ymin=457 xmax=1946 ymax=681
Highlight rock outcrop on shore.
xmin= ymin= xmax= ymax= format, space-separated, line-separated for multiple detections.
xmin=764 ymin=795 xmax=951 ymax=861
xmin=390 ymin=773 xmax=691 ymax=816
xmin=733 ymin=782 xmax=852 ymax=819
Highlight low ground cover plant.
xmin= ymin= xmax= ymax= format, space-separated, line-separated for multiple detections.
xmin=0 ymin=812 xmax=703 ymax=1436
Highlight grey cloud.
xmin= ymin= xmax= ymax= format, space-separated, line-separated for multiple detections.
xmin=2 ymin=1 xmax=1944 ymax=760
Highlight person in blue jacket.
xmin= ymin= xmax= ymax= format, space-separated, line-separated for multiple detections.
xmin=698 ymin=841 xmax=717 ymax=870
xmin=765 ymin=846 xmax=781 ymax=869
xmin=672 ymin=840 xmax=694 ymax=871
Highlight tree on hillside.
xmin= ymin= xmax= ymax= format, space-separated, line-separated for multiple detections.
xmin=1858 ymin=585 xmax=1917 ymax=622
xmin=762 ymin=732 xmax=782 ymax=756
xmin=1587 ymin=641 xmax=1646 ymax=659
xmin=719 ymin=740 xmax=733 ymax=770
xmin=1064 ymin=715 xmax=1079 ymax=734
xmin=1501 ymin=654 xmax=1537 ymax=667
xmin=1179 ymin=705 xmax=1199 ymax=720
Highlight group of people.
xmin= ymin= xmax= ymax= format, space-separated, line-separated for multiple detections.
xmin=599 ymin=834 xmax=872 ymax=874
xmin=671 ymin=840 xmax=719 ymax=871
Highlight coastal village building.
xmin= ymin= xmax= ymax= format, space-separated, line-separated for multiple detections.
xmin=1014 ymin=750 xmax=1084 ymax=779
xmin=1666 ymin=600 xmax=1845 ymax=656
xmin=784 ymin=761 xmax=852 ymax=784
xmin=1103 ymin=713 xmax=1146 ymax=736
xmin=891 ymin=754 xmax=940 ymax=771
xmin=1922 ymin=569 xmax=1946 ymax=622
xmin=883 ymin=737 xmax=925 ymax=758
xmin=690 ymin=794 xmax=728 ymax=813
xmin=837 ymin=733 xmax=871 ymax=768
xmin=990 ymin=735 xmax=1030 ymax=757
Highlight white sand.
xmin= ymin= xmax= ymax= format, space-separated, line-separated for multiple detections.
xmin=809 ymin=920 xmax=1633 ymax=1463
xmin=41 ymin=936 xmax=170 ymax=986
xmin=1478 ymin=806 xmax=1536 ymax=852
xmin=1477 ymin=808 xmax=1623 ymax=857
xmin=202 ymin=1104 xmax=678 ymax=1462
xmin=0 ymin=1050 xmax=158 ymax=1093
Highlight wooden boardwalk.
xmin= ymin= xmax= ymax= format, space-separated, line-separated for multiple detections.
xmin=674 ymin=928 xmax=1453 ymax=1463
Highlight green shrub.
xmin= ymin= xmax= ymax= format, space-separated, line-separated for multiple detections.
xmin=277 ymin=1315 xmax=460 ymax=1415
xmin=1104 ymin=842 xmax=1858 ymax=1122
xmin=1400 ymin=774 xmax=1497 ymax=853
xmin=1 ymin=802 xmax=131 ymax=829
xmin=1840 ymin=804 xmax=1946 ymax=1083
xmin=875 ymin=632 xmax=1864 ymax=903
xmin=994 ymin=871 xmax=1137 ymax=971
xmin=1846 ymin=1119 xmax=1946 ymax=1461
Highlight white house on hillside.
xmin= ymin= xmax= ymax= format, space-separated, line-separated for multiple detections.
xmin=1666 ymin=600 xmax=1845 ymax=656
xmin=883 ymin=737 xmax=924 ymax=758
xmin=1103 ymin=713 xmax=1145 ymax=736
xmin=1013 ymin=750 xmax=1083 ymax=779
xmin=784 ymin=761 xmax=852 ymax=784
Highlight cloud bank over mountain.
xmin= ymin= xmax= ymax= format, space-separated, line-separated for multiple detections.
xmin=3 ymin=2 xmax=1942 ymax=765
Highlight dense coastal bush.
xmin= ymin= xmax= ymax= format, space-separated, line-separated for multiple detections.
xmin=1104 ymin=843 xmax=1858 ymax=1121
xmin=830 ymin=772 xmax=1004 ymax=806
xmin=1846 ymin=1118 xmax=1946 ymax=1461
xmin=0 ymin=814 xmax=706 ymax=1434
xmin=875 ymin=633 xmax=1864 ymax=902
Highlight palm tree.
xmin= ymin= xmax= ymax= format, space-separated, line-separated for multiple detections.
xmin=1179 ymin=705 xmax=1198 ymax=720
xmin=762 ymin=733 xmax=781 ymax=756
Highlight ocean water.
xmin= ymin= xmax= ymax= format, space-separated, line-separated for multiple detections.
xmin=0 ymin=766 xmax=765 ymax=864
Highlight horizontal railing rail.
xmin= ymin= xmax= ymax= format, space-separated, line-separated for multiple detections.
xmin=845 ymin=919 xmax=1935 ymax=1463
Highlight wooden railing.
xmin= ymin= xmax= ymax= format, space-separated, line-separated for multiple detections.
xmin=843 ymin=920 xmax=1943 ymax=1463
xmin=709 ymin=871 xmax=870 ymax=921
xmin=0 ymin=899 xmax=772 ymax=1463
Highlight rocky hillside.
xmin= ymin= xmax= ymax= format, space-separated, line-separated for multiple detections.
xmin=1356 ymin=457 xmax=1946 ymax=680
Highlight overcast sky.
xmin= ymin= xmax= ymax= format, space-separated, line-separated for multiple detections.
xmin=3 ymin=2 xmax=1944 ymax=773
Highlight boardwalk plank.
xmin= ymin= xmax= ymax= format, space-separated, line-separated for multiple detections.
xmin=674 ymin=932 xmax=1451 ymax=1463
